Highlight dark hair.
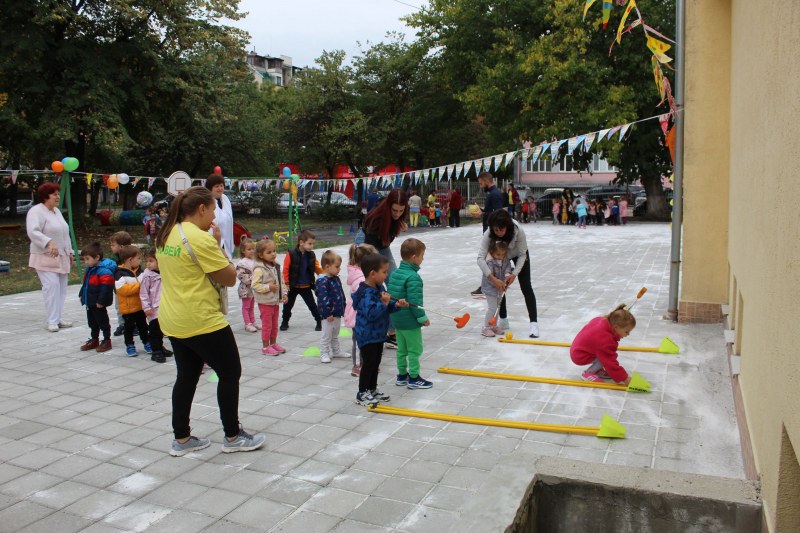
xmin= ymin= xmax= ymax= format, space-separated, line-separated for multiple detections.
xmin=363 ymin=188 xmax=409 ymax=248
xmin=110 ymin=231 xmax=133 ymax=246
xmin=477 ymin=171 xmax=493 ymax=183
xmin=320 ymin=250 xmax=341 ymax=268
xmin=37 ymin=182 xmax=60 ymax=203
xmin=488 ymin=241 xmax=508 ymax=257
xmin=79 ymin=242 xmax=103 ymax=259
xmin=204 ymin=174 xmax=225 ymax=190
xmin=118 ymin=245 xmax=141 ymax=263
xmin=400 ymin=238 xmax=426 ymax=261
xmin=487 ymin=209 xmax=515 ymax=242
xmin=360 ymin=253 xmax=388 ymax=278
xmin=155 ymin=186 xmax=215 ymax=249
xmin=297 ymin=229 xmax=315 ymax=244
xmin=144 ymin=248 xmax=157 ymax=261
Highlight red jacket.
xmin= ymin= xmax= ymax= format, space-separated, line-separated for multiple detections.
xmin=570 ymin=317 xmax=628 ymax=382
xmin=449 ymin=190 xmax=462 ymax=210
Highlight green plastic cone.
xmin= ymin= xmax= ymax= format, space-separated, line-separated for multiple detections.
xmin=659 ymin=336 xmax=680 ymax=354
xmin=207 ymin=371 xmax=219 ymax=383
xmin=596 ymin=414 xmax=626 ymax=439
xmin=337 ymin=226 xmax=343 ymax=236
xmin=339 ymin=327 xmax=352 ymax=338
xmin=626 ymin=372 xmax=651 ymax=393
xmin=303 ymin=346 xmax=321 ymax=357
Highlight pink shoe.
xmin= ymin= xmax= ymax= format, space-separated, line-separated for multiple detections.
xmin=581 ymin=371 xmax=603 ymax=383
xmin=253 ymin=322 xmax=262 ymax=330
xmin=262 ymin=346 xmax=280 ymax=356
xmin=491 ymin=325 xmax=505 ymax=335
xmin=244 ymin=324 xmax=258 ymax=333
xmin=271 ymin=343 xmax=286 ymax=354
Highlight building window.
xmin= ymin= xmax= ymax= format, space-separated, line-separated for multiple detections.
xmin=525 ymin=158 xmax=552 ymax=173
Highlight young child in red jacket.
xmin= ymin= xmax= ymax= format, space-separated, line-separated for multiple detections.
xmin=570 ymin=304 xmax=635 ymax=385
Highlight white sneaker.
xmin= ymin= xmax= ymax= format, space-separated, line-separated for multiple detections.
xmin=333 ymin=352 xmax=350 ymax=359
xmin=58 ymin=321 xmax=73 ymax=328
xmin=320 ymin=353 xmax=331 ymax=363
xmin=529 ymin=322 xmax=540 ymax=338
xmin=244 ymin=324 xmax=258 ymax=333
xmin=47 ymin=324 xmax=59 ymax=332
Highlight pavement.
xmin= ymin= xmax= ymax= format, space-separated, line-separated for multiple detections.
xmin=0 ymin=220 xmax=744 ymax=532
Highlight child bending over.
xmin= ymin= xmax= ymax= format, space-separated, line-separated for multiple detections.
xmin=570 ymin=304 xmax=635 ymax=385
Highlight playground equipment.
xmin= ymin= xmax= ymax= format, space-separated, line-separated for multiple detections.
xmin=437 ymin=367 xmax=651 ymax=393
xmin=498 ymin=332 xmax=680 ymax=354
xmin=366 ymin=404 xmax=626 ymax=438
xmin=392 ymin=300 xmax=470 ymax=329
xmin=273 ymin=231 xmax=289 ymax=246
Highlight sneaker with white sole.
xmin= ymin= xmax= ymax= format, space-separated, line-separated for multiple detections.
xmin=498 ymin=318 xmax=510 ymax=330
xmin=491 ymin=325 xmax=505 ymax=335
xmin=481 ymin=327 xmax=496 ymax=337
xmin=320 ymin=353 xmax=331 ymax=363
xmin=529 ymin=322 xmax=540 ymax=338
xmin=58 ymin=321 xmax=73 ymax=328
xmin=47 ymin=324 xmax=59 ymax=332
xmin=407 ymin=376 xmax=433 ymax=389
xmin=271 ymin=343 xmax=286 ymax=354
xmin=244 ymin=324 xmax=258 ymax=333
xmin=261 ymin=346 xmax=280 ymax=356
xmin=126 ymin=344 xmax=138 ymax=357
xmin=370 ymin=390 xmax=391 ymax=402
xmin=355 ymin=390 xmax=377 ymax=405
xmin=581 ymin=371 xmax=603 ymax=383
xmin=170 ymin=435 xmax=211 ymax=457
xmin=221 ymin=427 xmax=266 ymax=453
xmin=395 ymin=373 xmax=409 ymax=386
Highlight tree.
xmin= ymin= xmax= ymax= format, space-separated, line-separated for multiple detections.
xmin=407 ymin=0 xmax=675 ymax=218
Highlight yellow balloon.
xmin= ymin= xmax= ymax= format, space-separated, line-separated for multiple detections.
xmin=290 ymin=184 xmax=298 ymax=194
xmin=282 ymin=180 xmax=290 ymax=190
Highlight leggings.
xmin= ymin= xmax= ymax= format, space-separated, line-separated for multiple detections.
xmin=499 ymin=251 xmax=538 ymax=323
xmin=358 ymin=342 xmax=383 ymax=393
xmin=241 ymin=297 xmax=255 ymax=325
xmin=170 ymin=326 xmax=242 ymax=439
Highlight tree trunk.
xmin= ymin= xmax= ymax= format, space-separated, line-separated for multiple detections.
xmin=642 ymin=175 xmax=669 ymax=220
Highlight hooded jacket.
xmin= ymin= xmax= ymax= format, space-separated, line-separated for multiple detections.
xmin=139 ymin=268 xmax=162 ymax=321
xmin=114 ymin=264 xmax=143 ymax=315
xmin=343 ymin=263 xmax=364 ymax=328
xmin=79 ymin=258 xmax=116 ymax=308
xmin=352 ymin=282 xmax=398 ymax=349
xmin=387 ymin=261 xmax=428 ymax=330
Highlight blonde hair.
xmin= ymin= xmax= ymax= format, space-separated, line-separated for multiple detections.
xmin=348 ymin=243 xmax=377 ymax=266
xmin=255 ymin=239 xmax=275 ymax=259
xmin=607 ymin=304 xmax=636 ymax=329
xmin=239 ymin=236 xmax=255 ymax=257
xmin=321 ymin=250 xmax=342 ymax=268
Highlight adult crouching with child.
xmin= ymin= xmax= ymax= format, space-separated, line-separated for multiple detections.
xmin=155 ymin=186 xmax=264 ymax=456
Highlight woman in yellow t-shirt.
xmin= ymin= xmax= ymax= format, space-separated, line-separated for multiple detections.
xmin=155 ymin=186 xmax=265 ymax=457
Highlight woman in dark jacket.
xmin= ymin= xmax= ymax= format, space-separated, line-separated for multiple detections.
xmin=362 ymin=188 xmax=409 ymax=277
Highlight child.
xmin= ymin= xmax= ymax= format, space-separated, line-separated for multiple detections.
xmin=280 ymin=230 xmax=323 ymax=332
xmin=619 ymin=195 xmax=629 ymax=225
xmin=387 ymin=238 xmax=432 ymax=389
xmin=529 ymin=197 xmax=538 ymax=223
xmin=109 ymin=231 xmax=132 ymax=337
xmin=480 ymin=241 xmax=513 ymax=338
xmin=570 ymin=304 xmax=635 ymax=385
xmin=521 ymin=197 xmax=529 ymax=223
xmin=315 ymin=250 xmax=347 ymax=364
xmin=114 ymin=245 xmax=151 ymax=357
xmin=139 ymin=248 xmax=171 ymax=363
xmin=352 ymin=253 xmax=407 ymax=405
xmin=575 ymin=199 xmax=588 ymax=229
xmin=552 ymin=199 xmax=560 ymax=225
xmin=78 ymin=242 xmax=116 ymax=353
xmin=253 ymin=239 xmax=287 ymax=355
xmin=236 ymin=237 xmax=259 ymax=332
xmin=144 ymin=207 xmax=158 ymax=245
xmin=344 ymin=243 xmax=377 ymax=377
xmin=588 ymin=200 xmax=597 ymax=225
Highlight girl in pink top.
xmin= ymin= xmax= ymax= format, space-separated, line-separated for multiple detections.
xmin=344 ymin=243 xmax=378 ymax=377
xmin=570 ymin=304 xmax=636 ymax=384
xmin=619 ymin=196 xmax=629 ymax=225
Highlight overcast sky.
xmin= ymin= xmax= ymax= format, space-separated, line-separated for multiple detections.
xmin=225 ymin=0 xmax=423 ymax=68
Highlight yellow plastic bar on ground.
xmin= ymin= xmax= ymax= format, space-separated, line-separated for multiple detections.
xmin=367 ymin=404 xmax=599 ymax=436
xmin=437 ymin=367 xmax=628 ymax=391
xmin=497 ymin=337 xmax=662 ymax=353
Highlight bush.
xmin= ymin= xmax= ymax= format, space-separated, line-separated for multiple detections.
xmin=315 ymin=203 xmax=354 ymax=222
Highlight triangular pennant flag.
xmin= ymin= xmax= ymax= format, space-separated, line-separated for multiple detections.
xmin=575 ymin=134 xmax=586 ymax=152
xmin=540 ymin=143 xmax=551 ymax=158
xmin=646 ymin=34 xmax=672 ymax=63
xmin=567 ymin=137 xmax=580 ymax=155
xmin=607 ymin=126 xmax=622 ymax=140
xmin=583 ymin=0 xmax=597 ymax=20
xmin=132 ymin=177 xmax=140 ymax=187
xmin=616 ymin=0 xmax=637 ymax=44
xmin=531 ymin=145 xmax=542 ymax=163
xmin=85 ymin=173 xmax=92 ymax=186
xmin=458 ymin=162 xmax=466 ymax=178
xmin=618 ymin=123 xmax=632 ymax=140
xmin=555 ymin=139 xmax=567 ymax=155
xmin=597 ymin=129 xmax=610 ymax=142
xmin=659 ymin=114 xmax=670 ymax=135
xmin=449 ymin=164 xmax=457 ymax=177
xmin=148 ymin=177 xmax=156 ymax=188
xmin=521 ymin=148 xmax=531 ymax=161
xmin=601 ymin=1 xmax=612 ymax=29
xmin=483 ymin=158 xmax=493 ymax=172
xmin=584 ymin=132 xmax=597 ymax=151
xmin=11 ymin=170 xmax=18 ymax=184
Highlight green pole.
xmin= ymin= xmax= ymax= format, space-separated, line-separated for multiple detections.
xmin=58 ymin=172 xmax=83 ymax=277
xmin=288 ymin=190 xmax=294 ymax=249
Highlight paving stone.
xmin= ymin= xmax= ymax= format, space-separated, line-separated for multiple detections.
xmin=422 ymin=485 xmax=473 ymax=511
xmin=398 ymin=505 xmax=460 ymax=533
xmin=302 ymin=487 xmax=368 ymax=518
xmin=29 ymin=480 xmax=97 ymax=510
xmin=328 ymin=470 xmax=388 ymax=495
xmin=288 ymin=459 xmax=345 ymax=485
xmin=0 ymin=472 xmax=63 ymax=499
xmin=18 ymin=510 xmax=92 ymax=533
xmin=374 ymin=477 xmax=434 ymax=504
xmin=63 ymin=489 xmax=135 ymax=521
xmin=347 ymin=496 xmax=414 ymax=527
xmin=394 ymin=460 xmax=450 ymax=484
xmin=183 ymin=487 xmax=249 ymax=518
xmin=0 ymin=500 xmax=55 ymax=530
xmin=259 ymin=476 xmax=321 ymax=506
xmin=272 ymin=509 xmax=342 ymax=533
xmin=102 ymin=501 xmax=172 ymax=531
xmin=223 ymin=496 xmax=294 ymax=528
xmin=137 ymin=509 xmax=216 ymax=532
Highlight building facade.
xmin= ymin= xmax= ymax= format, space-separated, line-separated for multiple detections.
xmin=245 ymin=52 xmax=301 ymax=87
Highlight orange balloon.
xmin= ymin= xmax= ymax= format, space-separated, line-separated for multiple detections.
xmin=282 ymin=180 xmax=290 ymax=190
xmin=107 ymin=175 xmax=119 ymax=189
xmin=51 ymin=161 xmax=64 ymax=173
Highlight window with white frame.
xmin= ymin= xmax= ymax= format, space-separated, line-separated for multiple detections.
xmin=525 ymin=158 xmax=552 ymax=172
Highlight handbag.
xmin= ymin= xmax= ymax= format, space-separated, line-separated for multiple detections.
xmin=178 ymin=223 xmax=229 ymax=315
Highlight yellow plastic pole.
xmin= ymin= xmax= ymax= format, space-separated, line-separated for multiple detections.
xmin=437 ymin=367 xmax=628 ymax=391
xmin=498 ymin=337 xmax=661 ymax=353
xmin=367 ymin=404 xmax=599 ymax=436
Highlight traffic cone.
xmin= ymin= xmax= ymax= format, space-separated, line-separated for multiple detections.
xmin=337 ymin=226 xmax=343 ymax=236
xmin=349 ymin=224 xmax=355 ymax=234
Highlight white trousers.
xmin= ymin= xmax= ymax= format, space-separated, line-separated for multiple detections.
xmin=37 ymin=270 xmax=68 ymax=326
xmin=320 ymin=317 xmax=342 ymax=357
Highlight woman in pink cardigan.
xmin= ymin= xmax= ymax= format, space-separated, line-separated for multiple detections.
xmin=26 ymin=183 xmax=75 ymax=332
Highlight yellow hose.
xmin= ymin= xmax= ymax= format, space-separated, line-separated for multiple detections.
xmin=437 ymin=367 xmax=628 ymax=391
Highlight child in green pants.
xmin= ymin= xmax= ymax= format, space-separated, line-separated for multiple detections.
xmin=387 ymin=238 xmax=433 ymax=389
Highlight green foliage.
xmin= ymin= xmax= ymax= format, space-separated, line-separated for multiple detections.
xmin=313 ymin=203 xmax=354 ymax=222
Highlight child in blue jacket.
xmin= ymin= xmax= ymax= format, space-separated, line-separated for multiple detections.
xmin=78 ymin=242 xmax=116 ymax=353
xmin=315 ymin=250 xmax=346 ymax=363
xmin=352 ymin=253 xmax=407 ymax=405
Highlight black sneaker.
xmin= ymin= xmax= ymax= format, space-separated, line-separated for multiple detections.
xmin=385 ymin=335 xmax=397 ymax=350
xmin=113 ymin=325 xmax=124 ymax=337
xmin=355 ymin=391 xmax=378 ymax=406
xmin=279 ymin=322 xmax=289 ymax=331
xmin=470 ymin=287 xmax=483 ymax=296
xmin=151 ymin=351 xmax=166 ymax=364
xmin=162 ymin=347 xmax=173 ymax=357
xmin=314 ymin=321 xmax=322 ymax=332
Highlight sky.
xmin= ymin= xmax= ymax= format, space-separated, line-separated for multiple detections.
xmin=224 ymin=0 xmax=423 ymax=68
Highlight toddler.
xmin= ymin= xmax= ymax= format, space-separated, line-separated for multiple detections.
xmin=109 ymin=231 xmax=132 ymax=336
xmin=114 ymin=245 xmax=151 ymax=357
xmin=570 ymin=304 xmax=635 ymax=385
xmin=353 ymin=253 xmax=407 ymax=405
xmin=315 ymin=250 xmax=347 ymax=363
xmin=480 ymin=241 xmax=513 ymax=338
xmin=139 ymin=248 xmax=171 ymax=363
xmin=78 ymin=242 xmax=116 ymax=353
xmin=253 ymin=239 xmax=287 ymax=355
xmin=575 ymin=199 xmax=588 ymax=229
xmin=236 ymin=237 xmax=260 ymax=332
xmin=280 ymin=230 xmax=323 ymax=332
xmin=344 ymin=243 xmax=377 ymax=377
xmin=552 ymin=199 xmax=560 ymax=225
xmin=387 ymin=238 xmax=432 ymax=389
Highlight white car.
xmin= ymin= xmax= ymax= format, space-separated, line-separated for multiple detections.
xmin=304 ymin=192 xmax=357 ymax=214
xmin=277 ymin=193 xmax=304 ymax=214
xmin=2 ymin=199 xmax=34 ymax=215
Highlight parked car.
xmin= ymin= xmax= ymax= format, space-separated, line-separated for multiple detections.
xmin=277 ymin=193 xmax=304 ymax=214
xmin=2 ymin=199 xmax=34 ymax=215
xmin=305 ymin=192 xmax=356 ymax=215
xmin=223 ymin=191 xmax=247 ymax=214
xmin=634 ymin=190 xmax=674 ymax=216
xmin=535 ymin=189 xmax=565 ymax=219
xmin=584 ymin=185 xmax=643 ymax=202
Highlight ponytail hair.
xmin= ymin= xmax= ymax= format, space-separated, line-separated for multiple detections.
xmin=239 ymin=235 xmax=255 ymax=257
xmin=606 ymin=303 xmax=636 ymax=329
xmin=155 ymin=186 xmax=214 ymax=249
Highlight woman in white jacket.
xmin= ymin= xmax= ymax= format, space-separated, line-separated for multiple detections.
xmin=477 ymin=209 xmax=540 ymax=338
xmin=204 ymin=174 xmax=235 ymax=260
xmin=26 ymin=183 xmax=74 ymax=332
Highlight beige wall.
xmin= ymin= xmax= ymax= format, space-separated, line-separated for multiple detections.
xmin=685 ymin=1 xmax=800 ymax=531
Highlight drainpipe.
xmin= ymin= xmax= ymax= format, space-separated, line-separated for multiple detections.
xmin=666 ymin=0 xmax=685 ymax=321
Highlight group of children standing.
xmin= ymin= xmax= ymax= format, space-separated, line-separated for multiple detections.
xmin=78 ymin=230 xmax=171 ymax=363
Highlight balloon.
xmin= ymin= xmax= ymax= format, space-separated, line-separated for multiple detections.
xmin=282 ymin=166 xmax=291 ymax=178
xmin=290 ymin=184 xmax=298 ymax=194
xmin=214 ymin=165 xmax=222 ymax=175
xmin=282 ymin=180 xmax=290 ymax=190
xmin=63 ymin=157 xmax=79 ymax=172
xmin=290 ymin=173 xmax=299 ymax=181
xmin=51 ymin=161 xmax=64 ymax=173
xmin=117 ymin=173 xmax=130 ymax=185
xmin=136 ymin=191 xmax=153 ymax=206
xmin=107 ymin=175 xmax=119 ymax=189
